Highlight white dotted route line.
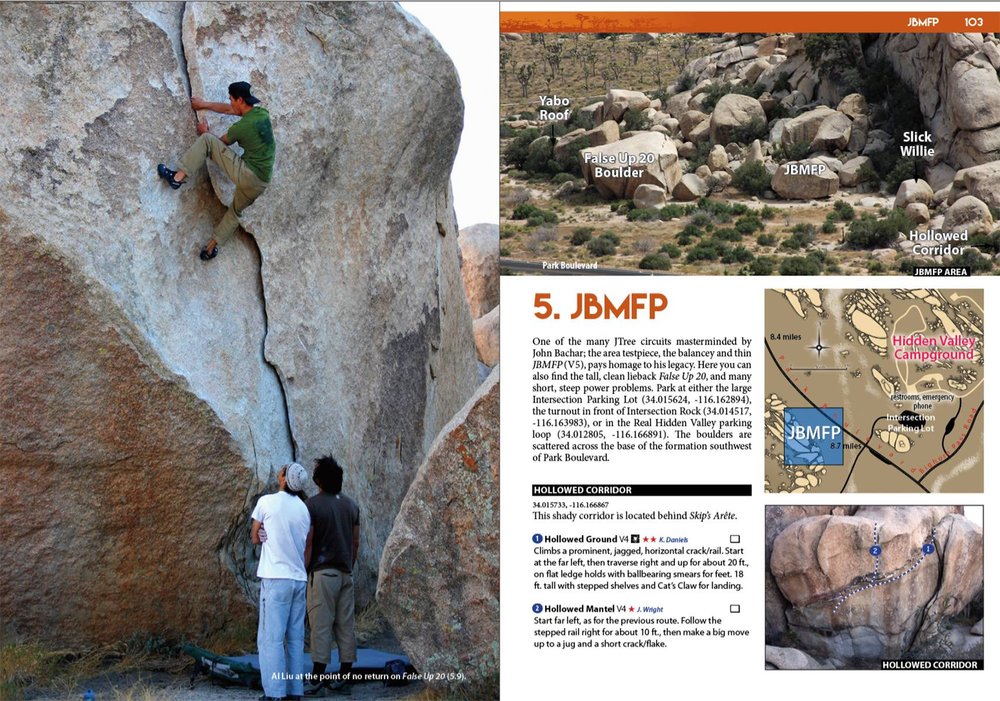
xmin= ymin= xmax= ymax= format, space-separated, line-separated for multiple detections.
xmin=831 ymin=524 xmax=937 ymax=614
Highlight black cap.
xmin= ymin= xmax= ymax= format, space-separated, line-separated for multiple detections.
xmin=228 ymin=81 xmax=261 ymax=105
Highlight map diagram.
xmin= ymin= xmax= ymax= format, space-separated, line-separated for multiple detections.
xmin=765 ymin=289 xmax=984 ymax=493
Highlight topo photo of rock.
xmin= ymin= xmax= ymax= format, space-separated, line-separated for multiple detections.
xmin=765 ymin=506 xmax=983 ymax=669
xmin=500 ymin=31 xmax=1000 ymax=275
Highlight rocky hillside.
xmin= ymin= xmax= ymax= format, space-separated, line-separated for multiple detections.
xmin=502 ymin=32 xmax=1000 ymax=274
xmin=1 ymin=2 xmax=481 ymax=644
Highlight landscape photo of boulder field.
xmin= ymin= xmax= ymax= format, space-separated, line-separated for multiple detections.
xmin=765 ymin=506 xmax=983 ymax=670
xmin=500 ymin=32 xmax=1000 ymax=275
xmin=0 ymin=3 xmax=498 ymax=700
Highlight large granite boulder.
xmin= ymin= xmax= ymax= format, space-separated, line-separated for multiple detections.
xmin=952 ymin=161 xmax=1000 ymax=209
xmin=378 ymin=369 xmax=500 ymax=700
xmin=770 ymin=159 xmax=839 ymax=199
xmin=710 ymin=93 xmax=765 ymax=144
xmin=603 ymin=89 xmax=650 ymax=123
xmin=579 ymin=132 xmax=682 ymax=199
xmin=781 ymin=106 xmax=838 ymax=148
xmin=473 ymin=307 xmax=500 ymax=368
xmin=810 ymin=111 xmax=853 ymax=152
xmin=0 ymin=230 xmax=251 ymax=643
xmin=0 ymin=1 xmax=479 ymax=642
xmin=458 ymin=224 xmax=499 ymax=320
xmin=942 ymin=195 xmax=994 ymax=235
xmin=182 ymin=2 xmax=480 ymax=604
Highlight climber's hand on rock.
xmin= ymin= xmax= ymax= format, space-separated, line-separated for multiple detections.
xmin=191 ymin=97 xmax=208 ymax=111
xmin=196 ymin=118 xmax=210 ymax=135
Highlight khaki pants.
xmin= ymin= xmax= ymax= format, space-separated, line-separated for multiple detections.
xmin=178 ymin=133 xmax=268 ymax=245
xmin=307 ymin=569 xmax=357 ymax=665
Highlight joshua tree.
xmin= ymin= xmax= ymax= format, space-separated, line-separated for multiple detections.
xmin=516 ymin=63 xmax=536 ymax=98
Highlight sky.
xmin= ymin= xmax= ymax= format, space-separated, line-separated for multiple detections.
xmin=399 ymin=2 xmax=499 ymax=229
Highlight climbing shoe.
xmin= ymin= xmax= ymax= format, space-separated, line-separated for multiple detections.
xmin=157 ymin=163 xmax=182 ymax=189
xmin=199 ymin=243 xmax=218 ymax=261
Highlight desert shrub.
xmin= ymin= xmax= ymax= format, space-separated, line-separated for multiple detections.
xmin=833 ymin=200 xmax=856 ymax=221
xmin=774 ymin=140 xmax=812 ymax=162
xmin=884 ymin=157 xmax=923 ymax=195
xmin=759 ymin=205 xmax=779 ymax=220
xmin=685 ymin=142 xmax=714 ymax=171
xmin=779 ymin=256 xmax=822 ymax=275
xmin=551 ymin=172 xmax=576 ymax=184
xmin=587 ymin=234 xmax=617 ymax=256
xmin=732 ymin=161 xmax=771 ymax=196
xmin=659 ymin=204 xmax=687 ymax=220
xmin=970 ymin=231 xmax=1000 ymax=255
xmin=846 ymin=210 xmax=908 ymax=248
xmin=730 ymin=117 xmax=768 ymax=145
xmin=745 ymin=256 xmax=775 ymax=275
xmin=502 ymin=128 xmax=542 ymax=169
xmin=639 ymin=253 xmax=672 ymax=270
xmin=821 ymin=219 xmax=837 ymax=234
xmin=713 ymin=227 xmax=741 ymax=242
xmin=867 ymin=260 xmax=885 ymax=273
xmin=772 ymin=72 xmax=792 ymax=93
xmin=570 ymin=227 xmax=594 ymax=245
xmin=659 ymin=243 xmax=682 ymax=258
xmin=633 ymin=238 xmax=656 ymax=254
xmin=676 ymin=72 xmax=696 ymax=92
xmin=721 ymin=245 xmax=754 ymax=264
xmin=781 ymin=223 xmax=817 ymax=250
xmin=691 ymin=212 xmax=713 ymax=228
xmin=949 ymin=249 xmax=993 ymax=272
xmin=622 ymin=108 xmax=651 ymax=132
xmin=626 ymin=207 xmax=659 ymax=222
xmin=757 ymin=233 xmax=777 ymax=246
xmin=686 ymin=239 xmax=725 ymax=262
xmin=735 ymin=214 xmax=765 ymax=235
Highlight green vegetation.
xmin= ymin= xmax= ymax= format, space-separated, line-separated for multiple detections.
xmin=511 ymin=203 xmax=559 ymax=226
xmin=587 ymin=233 xmax=618 ymax=257
xmin=846 ymin=210 xmax=908 ymax=248
xmin=731 ymin=161 xmax=770 ymax=196
xmin=774 ymin=140 xmax=812 ymax=162
xmin=833 ymin=200 xmax=856 ymax=221
xmin=780 ymin=256 xmax=822 ymax=275
xmin=730 ymin=117 xmax=769 ymax=145
xmin=700 ymin=81 xmax=766 ymax=112
xmin=659 ymin=243 xmax=682 ymax=258
xmin=638 ymin=253 xmax=672 ymax=270
xmin=570 ymin=227 xmax=593 ymax=246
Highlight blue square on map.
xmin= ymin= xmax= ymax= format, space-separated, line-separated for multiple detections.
xmin=783 ymin=408 xmax=844 ymax=466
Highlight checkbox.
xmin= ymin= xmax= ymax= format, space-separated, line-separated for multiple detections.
xmin=730 ymin=604 xmax=740 ymax=613
xmin=730 ymin=534 xmax=740 ymax=543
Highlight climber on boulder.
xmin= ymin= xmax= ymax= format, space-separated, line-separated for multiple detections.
xmin=158 ymin=81 xmax=275 ymax=261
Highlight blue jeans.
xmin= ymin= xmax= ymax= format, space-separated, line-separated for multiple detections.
xmin=258 ymin=578 xmax=306 ymax=698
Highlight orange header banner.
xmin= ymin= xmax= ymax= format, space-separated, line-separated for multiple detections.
xmin=499 ymin=12 xmax=998 ymax=34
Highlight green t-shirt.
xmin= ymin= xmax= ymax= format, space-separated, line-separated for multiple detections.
xmin=226 ymin=106 xmax=275 ymax=182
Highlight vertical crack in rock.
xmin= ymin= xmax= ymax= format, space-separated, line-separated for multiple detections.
xmin=248 ymin=233 xmax=298 ymax=462
xmin=175 ymin=3 xmax=192 ymax=96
